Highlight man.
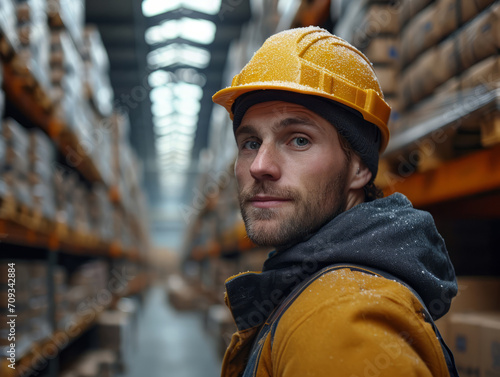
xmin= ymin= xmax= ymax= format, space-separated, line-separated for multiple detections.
xmin=212 ymin=27 xmax=457 ymax=377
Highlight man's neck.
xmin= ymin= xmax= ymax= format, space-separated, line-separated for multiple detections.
xmin=345 ymin=188 xmax=366 ymax=211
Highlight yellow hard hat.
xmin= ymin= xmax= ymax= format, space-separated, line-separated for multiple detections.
xmin=212 ymin=26 xmax=391 ymax=152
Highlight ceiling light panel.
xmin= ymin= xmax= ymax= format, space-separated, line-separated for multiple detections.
xmin=145 ymin=17 xmax=216 ymax=45
xmin=147 ymin=43 xmax=210 ymax=69
xmin=153 ymin=114 xmax=198 ymax=128
xmin=142 ymin=0 xmax=222 ymax=17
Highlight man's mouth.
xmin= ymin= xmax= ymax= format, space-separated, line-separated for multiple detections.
xmin=248 ymin=195 xmax=292 ymax=209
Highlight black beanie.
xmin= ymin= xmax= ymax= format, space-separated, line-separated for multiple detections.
xmin=232 ymin=90 xmax=382 ymax=178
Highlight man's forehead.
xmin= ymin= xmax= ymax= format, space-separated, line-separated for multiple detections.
xmin=244 ymin=100 xmax=312 ymax=115
xmin=236 ymin=101 xmax=336 ymax=138
xmin=241 ymin=101 xmax=329 ymax=128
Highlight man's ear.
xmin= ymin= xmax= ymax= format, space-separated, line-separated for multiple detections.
xmin=349 ymin=158 xmax=372 ymax=190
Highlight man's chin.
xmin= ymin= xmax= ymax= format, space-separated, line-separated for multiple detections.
xmin=244 ymin=220 xmax=281 ymax=245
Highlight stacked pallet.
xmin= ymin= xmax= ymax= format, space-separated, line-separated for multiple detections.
xmin=394 ymin=0 xmax=499 ymax=172
xmin=0 ymin=262 xmax=51 ymax=360
xmin=0 ymin=0 xmax=19 ymax=57
xmin=352 ymin=0 xmax=402 ymax=131
xmin=0 ymin=0 xmax=149 ymax=256
xmin=16 ymin=0 xmax=51 ymax=93
xmin=28 ymin=128 xmax=56 ymax=225
xmin=400 ymin=0 xmax=497 ymax=110
xmin=1 ymin=119 xmax=31 ymax=214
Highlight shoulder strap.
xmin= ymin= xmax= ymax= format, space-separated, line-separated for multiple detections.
xmin=267 ymin=264 xmax=459 ymax=377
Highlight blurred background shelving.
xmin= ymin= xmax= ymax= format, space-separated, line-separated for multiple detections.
xmin=1 ymin=1 xmax=499 ymax=377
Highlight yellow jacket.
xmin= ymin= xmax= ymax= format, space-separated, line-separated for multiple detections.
xmin=222 ymin=267 xmax=450 ymax=377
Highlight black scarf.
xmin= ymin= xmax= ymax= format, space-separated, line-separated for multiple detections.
xmin=225 ymin=193 xmax=457 ymax=331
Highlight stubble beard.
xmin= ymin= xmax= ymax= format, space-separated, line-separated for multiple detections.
xmin=238 ymin=168 xmax=349 ymax=248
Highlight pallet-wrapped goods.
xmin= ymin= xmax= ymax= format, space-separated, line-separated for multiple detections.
xmin=50 ymin=30 xmax=85 ymax=134
xmin=16 ymin=0 xmax=51 ymax=91
xmin=72 ymin=181 xmax=91 ymax=236
xmin=0 ymin=0 xmax=19 ymax=55
xmin=400 ymin=3 xmax=439 ymax=66
xmin=88 ymin=184 xmax=114 ymax=242
xmin=400 ymin=3 xmax=500 ymax=110
xmin=399 ymin=0 xmax=495 ymax=66
xmin=399 ymin=0 xmax=434 ymax=26
xmin=54 ymin=167 xmax=78 ymax=231
xmin=363 ymin=37 xmax=399 ymax=65
xmin=354 ymin=3 xmax=400 ymax=46
xmin=434 ymin=0 xmax=496 ymax=43
xmin=47 ymin=0 xmax=85 ymax=49
xmin=373 ymin=65 xmax=398 ymax=95
xmin=0 ymin=261 xmax=51 ymax=360
xmin=2 ymin=118 xmax=32 ymax=208
xmin=82 ymin=25 xmax=113 ymax=117
xmin=28 ymin=128 xmax=56 ymax=220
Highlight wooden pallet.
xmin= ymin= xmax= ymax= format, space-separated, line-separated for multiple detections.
xmin=0 ymin=34 xmax=16 ymax=60
xmin=480 ymin=111 xmax=500 ymax=147
xmin=380 ymin=108 xmax=500 ymax=181
xmin=27 ymin=210 xmax=56 ymax=235
xmin=4 ymin=57 xmax=53 ymax=117
xmin=0 ymin=195 xmax=30 ymax=224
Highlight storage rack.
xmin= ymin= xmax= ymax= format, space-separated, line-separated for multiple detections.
xmin=0 ymin=1 xmax=151 ymax=376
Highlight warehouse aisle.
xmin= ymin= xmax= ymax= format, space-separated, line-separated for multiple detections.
xmin=120 ymin=285 xmax=222 ymax=377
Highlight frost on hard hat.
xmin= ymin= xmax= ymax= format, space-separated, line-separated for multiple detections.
xmin=213 ymin=27 xmax=391 ymax=152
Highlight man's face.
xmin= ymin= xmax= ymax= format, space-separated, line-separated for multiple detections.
xmin=234 ymin=101 xmax=356 ymax=248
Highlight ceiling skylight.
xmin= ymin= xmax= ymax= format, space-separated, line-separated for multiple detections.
xmin=153 ymin=114 xmax=198 ymax=128
xmin=145 ymin=17 xmax=217 ymax=45
xmin=156 ymin=135 xmax=194 ymax=152
xmin=172 ymin=82 xmax=203 ymax=100
xmin=148 ymin=68 xmax=207 ymax=88
xmin=143 ymin=1 xmax=220 ymax=185
xmin=142 ymin=0 xmax=222 ymax=17
xmin=147 ymin=43 xmax=210 ymax=69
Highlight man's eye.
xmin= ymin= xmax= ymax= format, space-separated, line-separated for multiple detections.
xmin=292 ymin=137 xmax=309 ymax=147
xmin=243 ymin=140 xmax=260 ymax=150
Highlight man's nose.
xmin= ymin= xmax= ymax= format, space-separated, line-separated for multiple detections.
xmin=249 ymin=144 xmax=281 ymax=182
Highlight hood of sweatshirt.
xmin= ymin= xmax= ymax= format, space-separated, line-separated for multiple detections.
xmin=225 ymin=193 xmax=458 ymax=331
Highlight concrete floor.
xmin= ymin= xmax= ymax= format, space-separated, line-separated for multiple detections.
xmin=119 ymin=285 xmax=222 ymax=377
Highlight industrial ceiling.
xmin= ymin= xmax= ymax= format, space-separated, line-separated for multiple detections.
xmin=85 ymin=0 xmax=251 ymax=248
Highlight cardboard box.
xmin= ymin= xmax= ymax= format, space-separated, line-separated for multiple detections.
xmin=385 ymin=95 xmax=403 ymax=131
xmin=432 ymin=37 xmax=459 ymax=89
xmin=449 ymin=313 xmax=482 ymax=377
xmin=435 ymin=0 xmax=497 ymax=41
xmin=400 ymin=47 xmax=440 ymax=109
xmin=407 ymin=4 xmax=500 ymax=107
xmin=480 ymin=314 xmax=500 ymax=377
xmin=458 ymin=3 xmax=500 ymax=71
xmin=363 ymin=37 xmax=399 ymax=65
xmin=436 ymin=277 xmax=500 ymax=349
xmin=448 ymin=312 xmax=500 ymax=377
xmin=461 ymin=55 xmax=500 ymax=90
xmin=401 ymin=0 xmax=499 ymax=66
xmin=356 ymin=4 xmax=400 ymax=43
xmin=434 ymin=77 xmax=461 ymax=97
xmin=373 ymin=65 xmax=398 ymax=95
xmin=401 ymin=3 xmax=440 ymax=65
xmin=450 ymin=277 xmax=500 ymax=314
xmin=399 ymin=0 xmax=433 ymax=26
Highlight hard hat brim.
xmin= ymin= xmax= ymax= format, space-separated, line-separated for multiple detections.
xmin=212 ymin=81 xmax=390 ymax=153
